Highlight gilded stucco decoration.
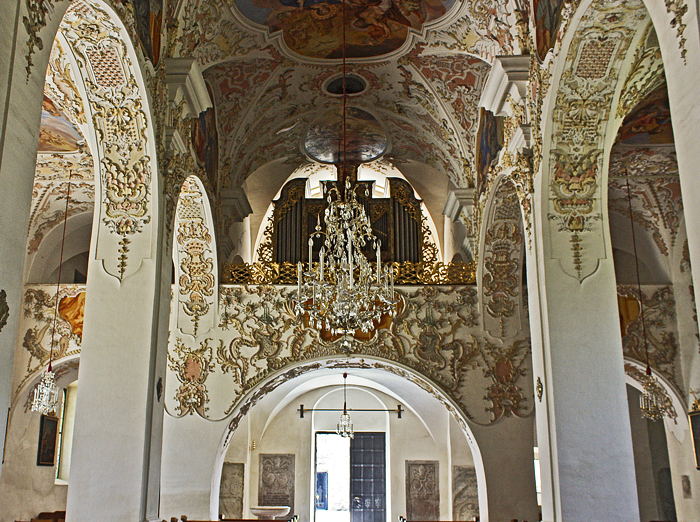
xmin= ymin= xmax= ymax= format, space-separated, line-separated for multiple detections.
xmin=608 ymin=145 xmax=677 ymax=179
xmin=546 ymin=0 xmax=646 ymax=281
xmin=616 ymin=22 xmax=665 ymax=120
xmin=45 ymin=39 xmax=87 ymax=126
xmin=618 ymin=285 xmax=681 ymax=391
xmin=14 ymin=285 xmax=85 ymax=400
xmin=480 ymin=339 xmax=529 ymax=421
xmin=60 ymin=0 xmax=155 ymax=281
xmin=22 ymin=0 xmax=64 ymax=78
xmin=480 ymin=180 xmax=524 ymax=339
xmin=168 ymin=337 xmax=216 ymax=416
xmin=165 ymin=284 xmax=533 ymax=425
xmin=27 ymin=180 xmax=95 ymax=256
xmin=663 ymin=0 xmax=688 ymax=62
xmin=174 ymin=176 xmax=218 ymax=337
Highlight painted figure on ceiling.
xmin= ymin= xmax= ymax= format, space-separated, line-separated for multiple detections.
xmin=242 ymin=0 xmax=454 ymax=58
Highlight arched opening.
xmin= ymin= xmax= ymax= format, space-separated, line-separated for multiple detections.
xmin=213 ymin=360 xmax=487 ymax=522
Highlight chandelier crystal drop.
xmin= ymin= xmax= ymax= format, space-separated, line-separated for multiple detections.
xmin=31 ymin=368 xmax=59 ymax=416
xmin=295 ymin=175 xmax=397 ymax=335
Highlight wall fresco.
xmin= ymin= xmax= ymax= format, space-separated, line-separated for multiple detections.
xmin=533 ymin=0 xmax=565 ymax=61
xmin=618 ymin=285 xmax=681 ymax=391
xmin=39 ymin=95 xmax=86 ymax=153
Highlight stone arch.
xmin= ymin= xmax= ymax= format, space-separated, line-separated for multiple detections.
xmin=540 ymin=0 xmax=650 ymax=282
xmin=173 ymin=175 xmax=219 ymax=338
xmin=477 ymin=175 xmax=525 ymax=338
xmin=56 ymin=0 xmax=160 ymax=281
xmin=211 ymin=357 xmax=489 ymax=522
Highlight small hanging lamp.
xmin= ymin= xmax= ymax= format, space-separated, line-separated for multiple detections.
xmin=336 ymin=373 xmax=354 ymax=439
xmin=624 ymin=176 xmax=664 ymax=421
xmin=31 ymin=172 xmax=73 ymax=416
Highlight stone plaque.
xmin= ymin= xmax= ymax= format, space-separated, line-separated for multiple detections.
xmin=259 ymin=454 xmax=295 ymax=515
xmin=220 ymin=462 xmax=245 ymax=519
xmin=406 ymin=460 xmax=439 ymax=520
xmin=452 ymin=465 xmax=478 ymax=521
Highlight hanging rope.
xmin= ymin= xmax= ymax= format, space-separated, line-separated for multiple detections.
xmin=48 ymin=171 xmax=73 ymax=372
xmin=624 ymin=175 xmax=652 ymax=376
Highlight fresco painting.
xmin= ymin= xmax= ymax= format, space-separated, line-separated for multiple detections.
xmin=534 ymin=0 xmax=565 ymax=61
xmin=304 ymin=106 xmax=387 ymax=163
xmin=235 ymin=0 xmax=456 ymax=59
xmin=38 ymin=95 xmax=85 ymax=152
xmin=192 ymin=100 xmax=220 ymax=192
xmin=133 ymin=0 xmax=163 ymax=65
xmin=475 ymin=108 xmax=503 ymax=195
xmin=617 ymin=86 xmax=674 ymax=145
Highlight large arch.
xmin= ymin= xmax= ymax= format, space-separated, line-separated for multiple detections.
xmin=0 ymin=0 xmax=172 ymax=517
xmin=162 ymin=357 xmax=492 ymax=521
xmin=529 ymin=0 xmax=653 ymax=520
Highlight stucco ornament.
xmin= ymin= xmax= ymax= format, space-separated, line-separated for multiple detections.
xmin=168 ymin=337 xmax=216 ymax=417
xmin=480 ymin=180 xmax=524 ymax=338
xmin=15 ymin=285 xmax=84 ymax=399
xmin=618 ymin=285 xmax=682 ymax=391
xmin=546 ymin=0 xmax=646 ymax=281
xmin=616 ymin=22 xmax=665 ymax=120
xmin=60 ymin=0 xmax=155 ymax=281
xmin=164 ymin=284 xmax=533 ymax=425
xmin=175 ymin=176 xmax=218 ymax=337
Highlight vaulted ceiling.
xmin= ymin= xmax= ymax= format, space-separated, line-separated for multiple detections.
xmin=170 ymin=0 xmax=527 ymax=191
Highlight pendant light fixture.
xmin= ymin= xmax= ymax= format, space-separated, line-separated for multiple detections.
xmin=624 ymin=176 xmax=664 ymax=421
xmin=336 ymin=372 xmax=354 ymax=439
xmin=294 ymin=0 xmax=397 ymax=335
xmin=31 ymin=173 xmax=73 ymax=416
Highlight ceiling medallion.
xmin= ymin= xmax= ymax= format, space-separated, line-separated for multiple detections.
xmin=323 ymin=73 xmax=368 ymax=97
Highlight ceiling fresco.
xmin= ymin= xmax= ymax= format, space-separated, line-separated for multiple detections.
xmin=39 ymin=95 xmax=86 ymax=153
xmin=608 ymin=83 xmax=681 ymax=259
xmin=231 ymin=0 xmax=457 ymax=59
xmin=169 ymin=0 xmax=531 ymax=190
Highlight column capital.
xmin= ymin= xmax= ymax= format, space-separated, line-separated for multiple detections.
xmin=165 ymin=58 xmax=212 ymax=118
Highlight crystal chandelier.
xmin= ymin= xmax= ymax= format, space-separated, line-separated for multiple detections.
xmin=31 ymin=172 xmax=73 ymax=416
xmin=294 ymin=0 xmax=396 ymax=334
xmin=295 ymin=174 xmax=396 ymax=334
xmin=336 ymin=373 xmax=354 ymax=439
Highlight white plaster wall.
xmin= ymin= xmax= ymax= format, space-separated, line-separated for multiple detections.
xmin=160 ymin=413 xmax=231 ymax=520
xmin=0 ymin=0 xmax=58 ymax=479
xmin=0 ymin=399 xmax=68 ymax=521
xmin=627 ymin=387 xmax=661 ymax=521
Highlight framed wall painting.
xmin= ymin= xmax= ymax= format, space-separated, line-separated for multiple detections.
xmin=37 ymin=414 xmax=58 ymax=466
xmin=690 ymin=409 xmax=700 ymax=469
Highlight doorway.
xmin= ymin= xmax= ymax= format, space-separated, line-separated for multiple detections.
xmin=315 ymin=433 xmax=386 ymax=522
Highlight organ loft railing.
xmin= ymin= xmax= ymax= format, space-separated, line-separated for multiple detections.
xmin=222 ymin=176 xmax=475 ymax=285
